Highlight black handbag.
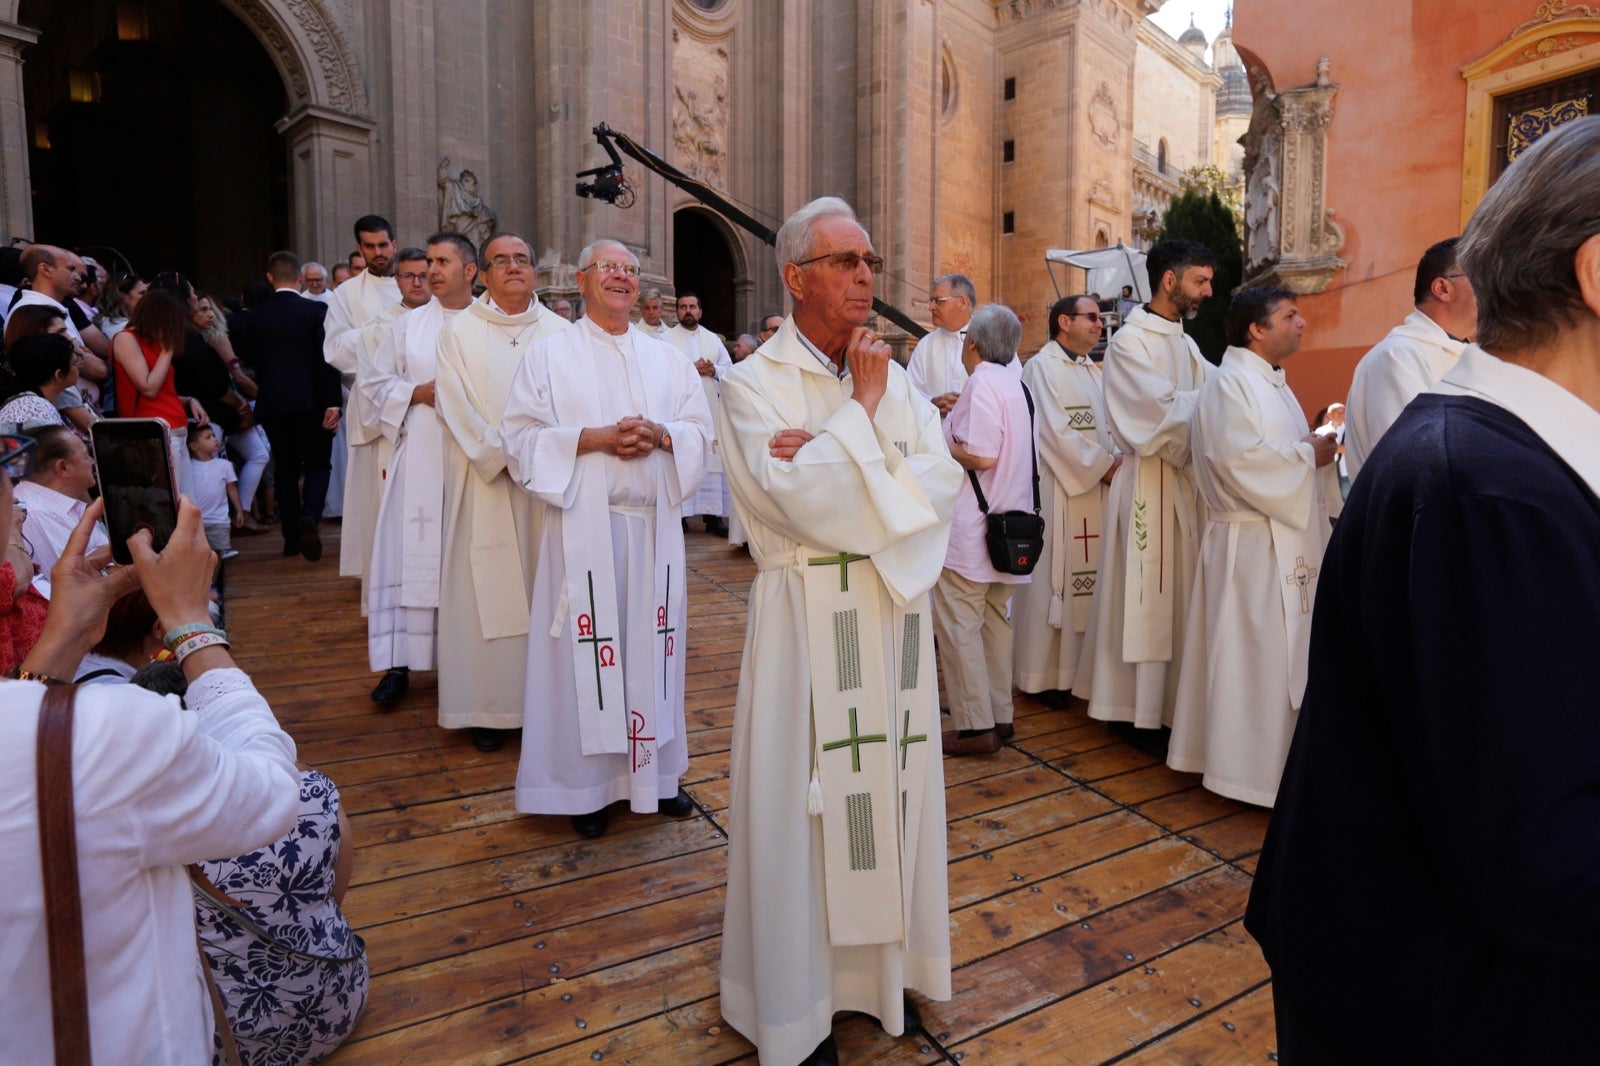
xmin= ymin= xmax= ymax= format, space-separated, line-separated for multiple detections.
xmin=966 ymin=382 xmax=1045 ymax=576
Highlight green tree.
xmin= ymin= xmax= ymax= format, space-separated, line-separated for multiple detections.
xmin=1156 ymin=186 xmax=1244 ymax=364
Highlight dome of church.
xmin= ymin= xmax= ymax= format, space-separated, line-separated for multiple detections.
xmin=1217 ymin=62 xmax=1252 ymax=115
xmin=1179 ymin=19 xmax=1209 ymax=58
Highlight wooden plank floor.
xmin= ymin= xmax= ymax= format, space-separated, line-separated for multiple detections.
xmin=225 ymin=521 xmax=1278 ymax=1065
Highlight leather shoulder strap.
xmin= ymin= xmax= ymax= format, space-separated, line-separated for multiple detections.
xmin=37 ymin=683 xmax=92 ymax=1066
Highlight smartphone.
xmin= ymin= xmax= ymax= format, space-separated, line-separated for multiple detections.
xmin=92 ymin=418 xmax=179 ymax=565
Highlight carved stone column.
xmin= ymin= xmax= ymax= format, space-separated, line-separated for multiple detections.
xmin=0 ymin=19 xmax=39 ymax=244
xmin=1241 ymin=60 xmax=1346 ymax=293
xmin=276 ymin=104 xmax=378 ymax=264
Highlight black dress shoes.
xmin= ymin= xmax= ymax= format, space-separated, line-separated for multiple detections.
xmin=298 ymin=516 xmax=323 ymax=561
xmin=571 ymin=808 xmax=609 ymax=839
xmin=471 ymin=728 xmax=504 ymax=752
xmin=371 ymin=668 xmax=409 ymax=705
xmin=657 ymin=788 xmax=694 ymax=817
xmin=902 ymin=992 xmax=923 ymax=1031
xmin=799 ymin=1034 xmax=839 ymax=1066
xmin=282 ymin=540 xmax=302 ymax=557
xmin=704 ymin=515 xmax=728 ymax=536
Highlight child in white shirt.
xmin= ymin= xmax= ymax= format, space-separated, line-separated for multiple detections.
xmin=186 ymin=424 xmax=243 ymax=559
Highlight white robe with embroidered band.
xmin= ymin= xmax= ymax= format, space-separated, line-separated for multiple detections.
xmin=1012 ymin=341 xmax=1118 ymax=695
xmin=717 ymin=318 xmax=961 ymax=1066
xmin=502 ymin=318 xmax=713 ymax=814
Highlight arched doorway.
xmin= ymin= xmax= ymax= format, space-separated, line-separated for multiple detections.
xmin=672 ymin=206 xmax=743 ymax=339
xmin=19 ymin=0 xmax=289 ymax=291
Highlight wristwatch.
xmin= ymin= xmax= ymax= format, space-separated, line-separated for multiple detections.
xmin=658 ymin=424 xmax=672 ymax=452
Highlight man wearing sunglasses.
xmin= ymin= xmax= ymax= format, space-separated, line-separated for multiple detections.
xmin=717 ymin=197 xmax=962 ymax=1066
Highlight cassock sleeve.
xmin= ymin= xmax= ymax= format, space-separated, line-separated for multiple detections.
xmin=905 ymin=335 xmax=937 ymax=401
xmin=501 ymin=333 xmax=582 ymax=508
xmin=710 ymin=338 xmax=734 ymax=382
xmin=1346 ymin=349 xmax=1435 ymax=474
xmin=1197 ymin=372 xmax=1316 ymax=530
xmin=1390 ymin=492 xmax=1600 ymax=971
xmin=75 ymin=670 xmax=301 ymax=866
xmin=719 ymin=366 xmax=961 ymax=605
xmin=358 ymin=316 xmax=418 ymax=443
xmin=1105 ymin=333 xmax=1204 ymax=469
xmin=436 ymin=321 xmax=511 ymax=484
xmin=658 ymin=350 xmax=715 ymax=507
xmin=322 ymin=286 xmax=361 ymax=377
xmin=1025 ymin=359 xmax=1115 ymax=497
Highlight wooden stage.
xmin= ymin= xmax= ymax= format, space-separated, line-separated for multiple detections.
xmin=226 ymin=522 xmax=1278 ymax=1065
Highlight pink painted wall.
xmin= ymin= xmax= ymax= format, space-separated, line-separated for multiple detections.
xmin=1233 ymin=0 xmax=1535 ymax=415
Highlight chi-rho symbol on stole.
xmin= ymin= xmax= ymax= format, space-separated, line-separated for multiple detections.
xmin=800 ymin=549 xmax=938 ymax=946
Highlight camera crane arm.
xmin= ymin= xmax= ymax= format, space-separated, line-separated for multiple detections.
xmin=576 ymin=123 xmax=928 ymax=340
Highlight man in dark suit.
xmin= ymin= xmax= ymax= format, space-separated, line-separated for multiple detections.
xmin=231 ymin=250 xmax=342 ymax=560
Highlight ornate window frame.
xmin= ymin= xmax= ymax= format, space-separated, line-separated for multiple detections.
xmin=1460 ymin=8 xmax=1600 ymax=227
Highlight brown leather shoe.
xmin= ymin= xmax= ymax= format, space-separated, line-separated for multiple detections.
xmin=941 ymin=727 xmax=1001 ymax=755
xmin=997 ymin=722 xmax=1015 ymax=740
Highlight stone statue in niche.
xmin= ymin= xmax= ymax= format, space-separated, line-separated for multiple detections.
xmin=1244 ymin=125 xmax=1281 ymax=272
xmin=437 ymin=158 xmax=497 ymax=249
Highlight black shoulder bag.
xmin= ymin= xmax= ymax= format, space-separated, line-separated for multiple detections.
xmin=966 ymin=382 xmax=1044 ymax=576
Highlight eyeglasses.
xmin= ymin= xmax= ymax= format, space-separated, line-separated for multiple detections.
xmin=0 ymin=434 xmax=37 ymax=480
xmin=396 ymin=272 xmax=429 ymax=283
xmin=488 ymin=254 xmax=534 ymax=270
xmin=1064 ymin=311 xmax=1103 ymax=322
xmin=1441 ymin=272 xmax=1469 ymax=281
xmin=928 ymin=295 xmax=966 ymax=306
xmin=579 ymin=259 xmax=640 ymax=277
xmin=793 ymin=251 xmax=884 ymax=274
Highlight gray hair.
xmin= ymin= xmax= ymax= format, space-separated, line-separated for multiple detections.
xmin=1459 ymin=115 xmax=1600 ymax=353
xmin=736 ymin=333 xmax=759 ymax=348
xmin=395 ymin=245 xmax=428 ymax=264
xmin=641 ymin=287 xmax=662 ymax=302
xmin=577 ymin=239 xmax=635 ymax=271
xmin=425 ymin=231 xmax=477 ymax=267
xmin=965 ymin=303 xmax=1022 ymax=365
xmin=302 ymin=261 xmax=327 ymax=278
xmin=774 ymin=196 xmax=860 ymax=287
xmin=932 ymin=273 xmax=976 ymax=305
xmin=478 ymin=232 xmax=532 ymax=270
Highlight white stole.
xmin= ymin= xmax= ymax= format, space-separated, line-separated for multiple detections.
xmin=545 ymin=325 xmax=686 ymax=757
xmin=1235 ymin=366 xmax=1327 ymax=709
xmin=1051 ymin=355 xmax=1108 ymax=633
xmin=1121 ymin=455 xmax=1184 ymax=661
xmin=802 ymin=552 xmax=936 ymax=947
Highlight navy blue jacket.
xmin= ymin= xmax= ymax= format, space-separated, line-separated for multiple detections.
xmin=1247 ymin=394 xmax=1600 ymax=1061
xmin=232 ymin=291 xmax=339 ymax=419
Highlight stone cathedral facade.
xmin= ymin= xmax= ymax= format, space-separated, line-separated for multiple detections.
xmin=6 ymin=0 xmax=1234 ymax=346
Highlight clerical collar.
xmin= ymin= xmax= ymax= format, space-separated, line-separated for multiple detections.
xmin=1143 ymin=302 xmax=1180 ymax=323
xmin=1061 ymin=343 xmax=1091 ymax=364
xmin=485 ymin=295 xmax=536 ymax=318
xmin=795 ymin=328 xmax=846 ymax=379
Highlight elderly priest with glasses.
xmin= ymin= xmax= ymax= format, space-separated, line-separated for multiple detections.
xmin=717 ymin=197 xmax=961 ymax=1066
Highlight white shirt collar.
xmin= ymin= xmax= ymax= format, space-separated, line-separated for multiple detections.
xmin=14 ymin=480 xmax=85 ymax=518
xmin=1435 ymin=344 xmax=1600 ymax=499
xmin=794 ymin=327 xmax=846 ymax=378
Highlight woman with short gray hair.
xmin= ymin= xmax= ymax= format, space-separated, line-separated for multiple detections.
xmin=933 ymin=303 xmax=1033 ymax=755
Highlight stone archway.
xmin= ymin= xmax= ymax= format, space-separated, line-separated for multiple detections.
xmin=0 ymin=0 xmax=373 ymax=260
xmin=672 ymin=205 xmax=750 ymax=339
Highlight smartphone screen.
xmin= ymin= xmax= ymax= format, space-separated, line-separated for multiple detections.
xmin=92 ymin=419 xmax=179 ymax=566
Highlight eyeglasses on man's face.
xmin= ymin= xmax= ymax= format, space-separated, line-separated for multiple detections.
xmin=1065 ymin=311 xmax=1103 ymax=322
xmin=928 ymin=294 xmax=967 ymax=307
xmin=396 ymin=272 xmax=429 ymax=283
xmin=579 ymin=259 xmax=640 ymax=277
xmin=488 ymin=254 xmax=534 ymax=270
xmin=793 ymin=251 xmax=884 ymax=275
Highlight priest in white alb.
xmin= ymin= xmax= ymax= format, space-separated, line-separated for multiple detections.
xmin=361 ymin=234 xmax=477 ymax=717
xmin=434 ymin=233 xmax=570 ymax=752
xmin=905 ymin=273 xmax=975 ymax=417
xmin=665 ymin=291 xmax=732 ymax=534
xmin=1343 ymin=237 xmax=1476 ymax=482
xmin=1075 ymin=239 xmax=1215 ymax=734
xmin=341 ymin=247 xmax=430 ymax=599
xmin=1013 ymin=295 xmax=1120 ymax=703
xmin=324 ymin=215 xmax=401 ymax=558
xmin=1168 ymin=287 xmax=1336 ymax=806
xmin=718 ymin=197 xmax=961 ymax=1066
xmin=637 ymin=288 xmax=668 ymax=339
xmin=503 ymin=239 xmax=712 ymax=838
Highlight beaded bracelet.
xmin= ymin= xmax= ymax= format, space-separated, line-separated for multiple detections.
xmin=163 ymin=623 xmax=226 ymax=651
xmin=173 ymin=631 xmax=231 ymax=663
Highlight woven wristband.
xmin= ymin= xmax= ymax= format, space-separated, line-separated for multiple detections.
xmin=174 ymin=631 xmax=230 ymax=662
xmin=164 ymin=623 xmax=226 ymax=651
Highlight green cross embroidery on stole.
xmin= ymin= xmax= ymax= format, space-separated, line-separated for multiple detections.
xmin=808 ymin=552 xmax=869 ymax=592
xmin=823 ymin=707 xmax=888 ymax=772
xmin=899 ymin=707 xmax=927 ymax=770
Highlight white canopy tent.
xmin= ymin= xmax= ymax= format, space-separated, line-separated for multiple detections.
xmin=1045 ymin=243 xmax=1150 ymax=302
